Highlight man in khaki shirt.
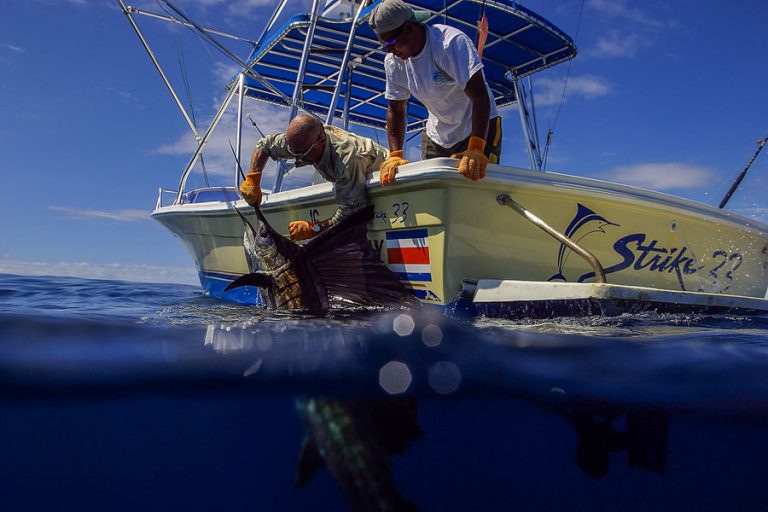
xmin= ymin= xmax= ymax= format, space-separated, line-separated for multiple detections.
xmin=239 ymin=114 xmax=388 ymax=240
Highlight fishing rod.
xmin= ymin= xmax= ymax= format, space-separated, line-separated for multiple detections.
xmin=247 ymin=114 xmax=266 ymax=139
xmin=227 ymin=140 xmax=260 ymax=234
xmin=719 ymin=136 xmax=768 ymax=209
xmin=229 ymin=140 xmax=247 ymax=182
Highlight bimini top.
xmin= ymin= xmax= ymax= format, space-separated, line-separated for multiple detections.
xmin=237 ymin=0 xmax=576 ymax=131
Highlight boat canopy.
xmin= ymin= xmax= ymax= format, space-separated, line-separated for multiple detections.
xmin=237 ymin=0 xmax=576 ymax=131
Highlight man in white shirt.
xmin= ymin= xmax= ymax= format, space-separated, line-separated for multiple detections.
xmin=369 ymin=0 xmax=502 ymax=185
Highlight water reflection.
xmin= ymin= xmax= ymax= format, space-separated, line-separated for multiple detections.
xmin=294 ymin=396 xmax=420 ymax=511
xmin=201 ymin=313 xmax=680 ymax=510
xmin=205 ymin=315 xmax=424 ymax=510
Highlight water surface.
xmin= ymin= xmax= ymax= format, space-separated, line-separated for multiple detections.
xmin=2 ymin=273 xmax=767 ymax=511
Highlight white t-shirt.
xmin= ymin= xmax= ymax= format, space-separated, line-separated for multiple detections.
xmin=384 ymin=24 xmax=498 ymax=148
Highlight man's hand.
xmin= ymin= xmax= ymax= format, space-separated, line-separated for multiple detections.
xmin=288 ymin=221 xmax=315 ymax=241
xmin=379 ymin=150 xmax=408 ymax=186
xmin=451 ymin=136 xmax=488 ymax=181
xmin=239 ymin=172 xmax=263 ymax=207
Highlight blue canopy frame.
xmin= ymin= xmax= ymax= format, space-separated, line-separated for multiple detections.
xmin=237 ymin=0 xmax=577 ymax=132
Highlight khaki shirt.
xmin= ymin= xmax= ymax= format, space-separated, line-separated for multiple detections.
xmin=257 ymin=125 xmax=388 ymax=224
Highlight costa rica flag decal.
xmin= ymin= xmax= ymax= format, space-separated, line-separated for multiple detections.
xmin=386 ymin=228 xmax=431 ymax=282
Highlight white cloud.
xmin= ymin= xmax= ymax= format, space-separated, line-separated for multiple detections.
xmin=152 ymin=93 xmax=292 ymax=185
xmin=33 ymin=0 xmax=87 ymax=6
xmin=584 ymin=0 xmax=673 ymax=60
xmin=212 ymin=61 xmax=240 ymax=84
xmin=734 ymin=206 xmax=768 ymax=215
xmin=534 ymin=74 xmax=611 ymax=106
xmin=592 ymin=31 xmax=644 ymax=59
xmin=2 ymin=44 xmax=25 ymax=53
xmin=119 ymin=90 xmax=144 ymax=108
xmin=224 ymin=0 xmax=278 ymax=18
xmin=0 ymin=258 xmax=198 ymax=285
xmin=600 ymin=163 xmax=716 ymax=191
xmin=586 ymin=0 xmax=666 ymax=29
xmin=562 ymin=75 xmax=612 ymax=98
xmin=730 ymin=206 xmax=768 ymax=221
xmin=143 ymin=0 xmax=278 ymax=21
xmin=49 ymin=206 xmax=150 ymax=222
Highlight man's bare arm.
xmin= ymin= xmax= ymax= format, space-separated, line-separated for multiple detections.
xmin=386 ymin=99 xmax=408 ymax=151
xmin=464 ymin=71 xmax=490 ymax=140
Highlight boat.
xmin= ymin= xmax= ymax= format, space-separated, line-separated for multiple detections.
xmin=120 ymin=0 xmax=768 ymax=317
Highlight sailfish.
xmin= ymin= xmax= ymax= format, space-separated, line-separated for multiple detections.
xmin=224 ymin=204 xmax=422 ymax=509
xmin=225 ymin=148 xmax=421 ymax=510
xmin=226 ymin=204 xmax=419 ymax=314
xmin=548 ymin=203 xmax=619 ymax=282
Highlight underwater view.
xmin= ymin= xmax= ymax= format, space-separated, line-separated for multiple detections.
xmin=2 ymin=273 xmax=768 ymax=511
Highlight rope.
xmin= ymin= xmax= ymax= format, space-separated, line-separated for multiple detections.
xmin=175 ymin=36 xmax=209 ymax=187
xmin=542 ymin=0 xmax=585 ymax=171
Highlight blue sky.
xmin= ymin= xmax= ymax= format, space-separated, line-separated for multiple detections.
xmin=1 ymin=0 xmax=766 ymax=285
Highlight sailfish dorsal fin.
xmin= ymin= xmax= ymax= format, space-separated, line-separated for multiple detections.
xmin=302 ymin=206 xmax=420 ymax=309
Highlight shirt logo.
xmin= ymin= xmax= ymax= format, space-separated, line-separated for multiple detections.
xmin=432 ymin=68 xmax=452 ymax=84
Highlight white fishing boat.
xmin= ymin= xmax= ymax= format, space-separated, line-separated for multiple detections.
xmin=121 ymin=0 xmax=768 ymax=316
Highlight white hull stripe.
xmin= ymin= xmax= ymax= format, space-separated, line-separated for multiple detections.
xmin=387 ymin=263 xmax=431 ymax=274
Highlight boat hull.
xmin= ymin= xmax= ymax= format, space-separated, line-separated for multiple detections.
xmin=152 ymin=159 xmax=768 ymax=309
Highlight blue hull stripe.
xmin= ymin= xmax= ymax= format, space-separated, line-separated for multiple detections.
xmin=199 ymin=272 xmax=264 ymax=306
xmin=396 ymin=272 xmax=432 ymax=282
xmin=386 ymin=228 xmax=428 ymax=240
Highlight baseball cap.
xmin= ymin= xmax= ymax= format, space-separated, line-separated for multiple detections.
xmin=369 ymin=0 xmax=431 ymax=35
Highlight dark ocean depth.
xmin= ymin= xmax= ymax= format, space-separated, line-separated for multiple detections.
xmin=2 ymin=273 xmax=768 ymax=511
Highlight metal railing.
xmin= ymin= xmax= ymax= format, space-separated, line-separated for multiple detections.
xmin=156 ymin=188 xmax=178 ymax=209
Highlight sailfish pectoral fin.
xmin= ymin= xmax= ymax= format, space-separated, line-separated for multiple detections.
xmin=224 ymin=272 xmax=274 ymax=291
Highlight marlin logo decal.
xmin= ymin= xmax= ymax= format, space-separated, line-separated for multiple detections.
xmin=548 ymin=204 xmax=619 ymax=282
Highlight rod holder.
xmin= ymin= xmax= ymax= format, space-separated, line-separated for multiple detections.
xmin=497 ymin=193 xmax=607 ymax=284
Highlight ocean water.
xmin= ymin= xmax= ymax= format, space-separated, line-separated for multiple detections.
xmin=2 ymin=273 xmax=768 ymax=511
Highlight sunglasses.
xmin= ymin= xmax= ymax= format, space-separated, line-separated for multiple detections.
xmin=380 ymin=24 xmax=406 ymax=48
xmin=286 ymin=132 xmax=322 ymax=160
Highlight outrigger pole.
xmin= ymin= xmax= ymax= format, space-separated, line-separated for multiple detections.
xmin=719 ymin=136 xmax=768 ymax=209
xmin=118 ymin=0 xmax=201 ymax=141
xmin=119 ymin=0 xmax=301 ymax=203
xmin=511 ymin=75 xmax=543 ymax=171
